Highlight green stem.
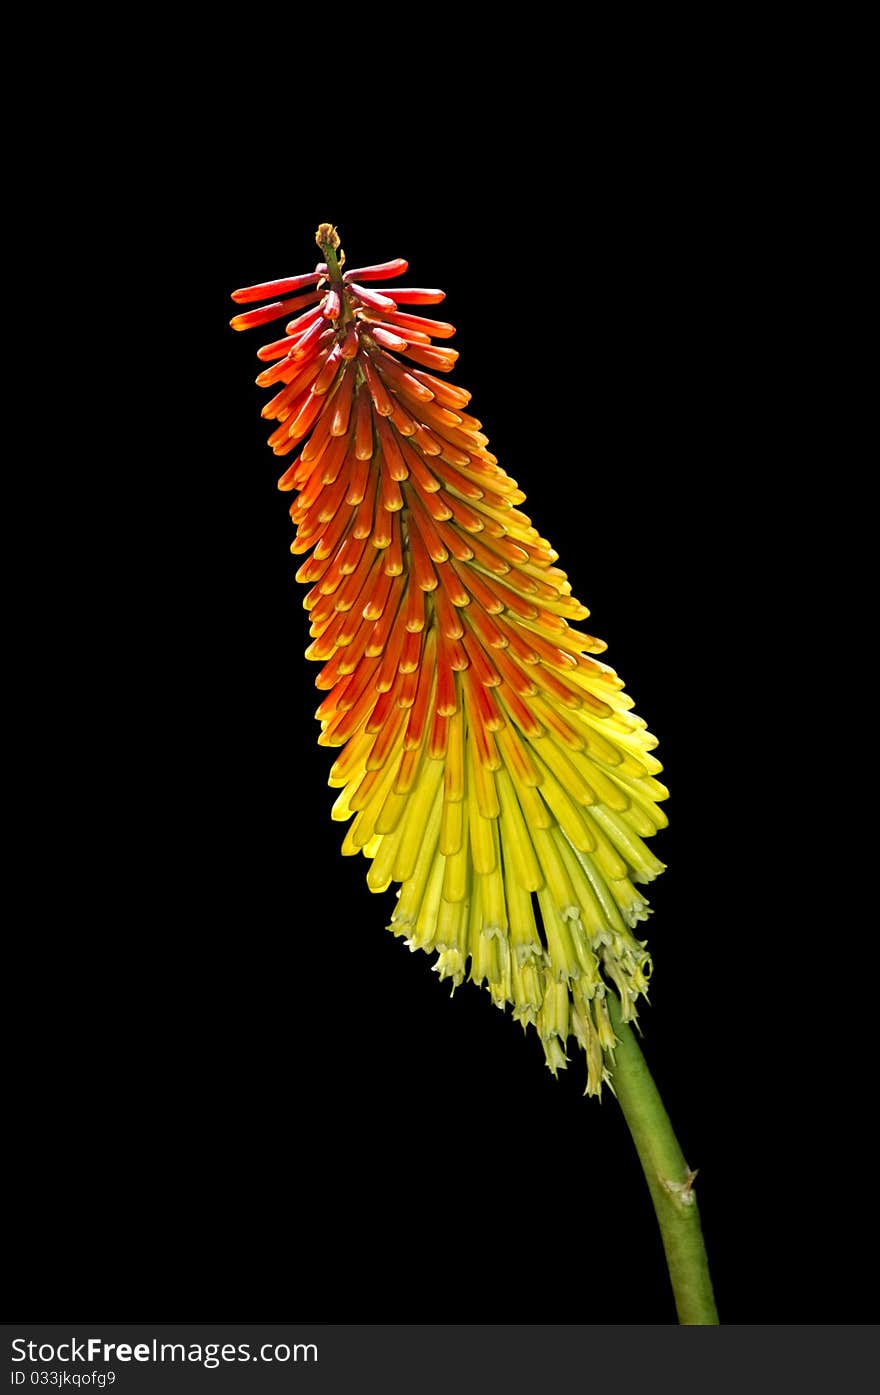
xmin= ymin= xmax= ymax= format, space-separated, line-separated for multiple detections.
xmin=607 ymin=993 xmax=719 ymax=1324
xmin=316 ymin=222 xmax=354 ymax=334
xmin=316 ymin=222 xmax=343 ymax=284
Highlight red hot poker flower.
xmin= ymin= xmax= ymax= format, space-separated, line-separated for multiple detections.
xmin=230 ymin=223 xmax=668 ymax=1096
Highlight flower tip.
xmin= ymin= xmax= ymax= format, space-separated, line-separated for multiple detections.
xmin=316 ymin=222 xmax=340 ymax=251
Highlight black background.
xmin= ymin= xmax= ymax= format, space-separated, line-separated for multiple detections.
xmin=6 ymin=64 xmax=867 ymax=1328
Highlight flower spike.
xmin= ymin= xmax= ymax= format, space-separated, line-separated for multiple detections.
xmin=230 ymin=223 xmax=668 ymax=1097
